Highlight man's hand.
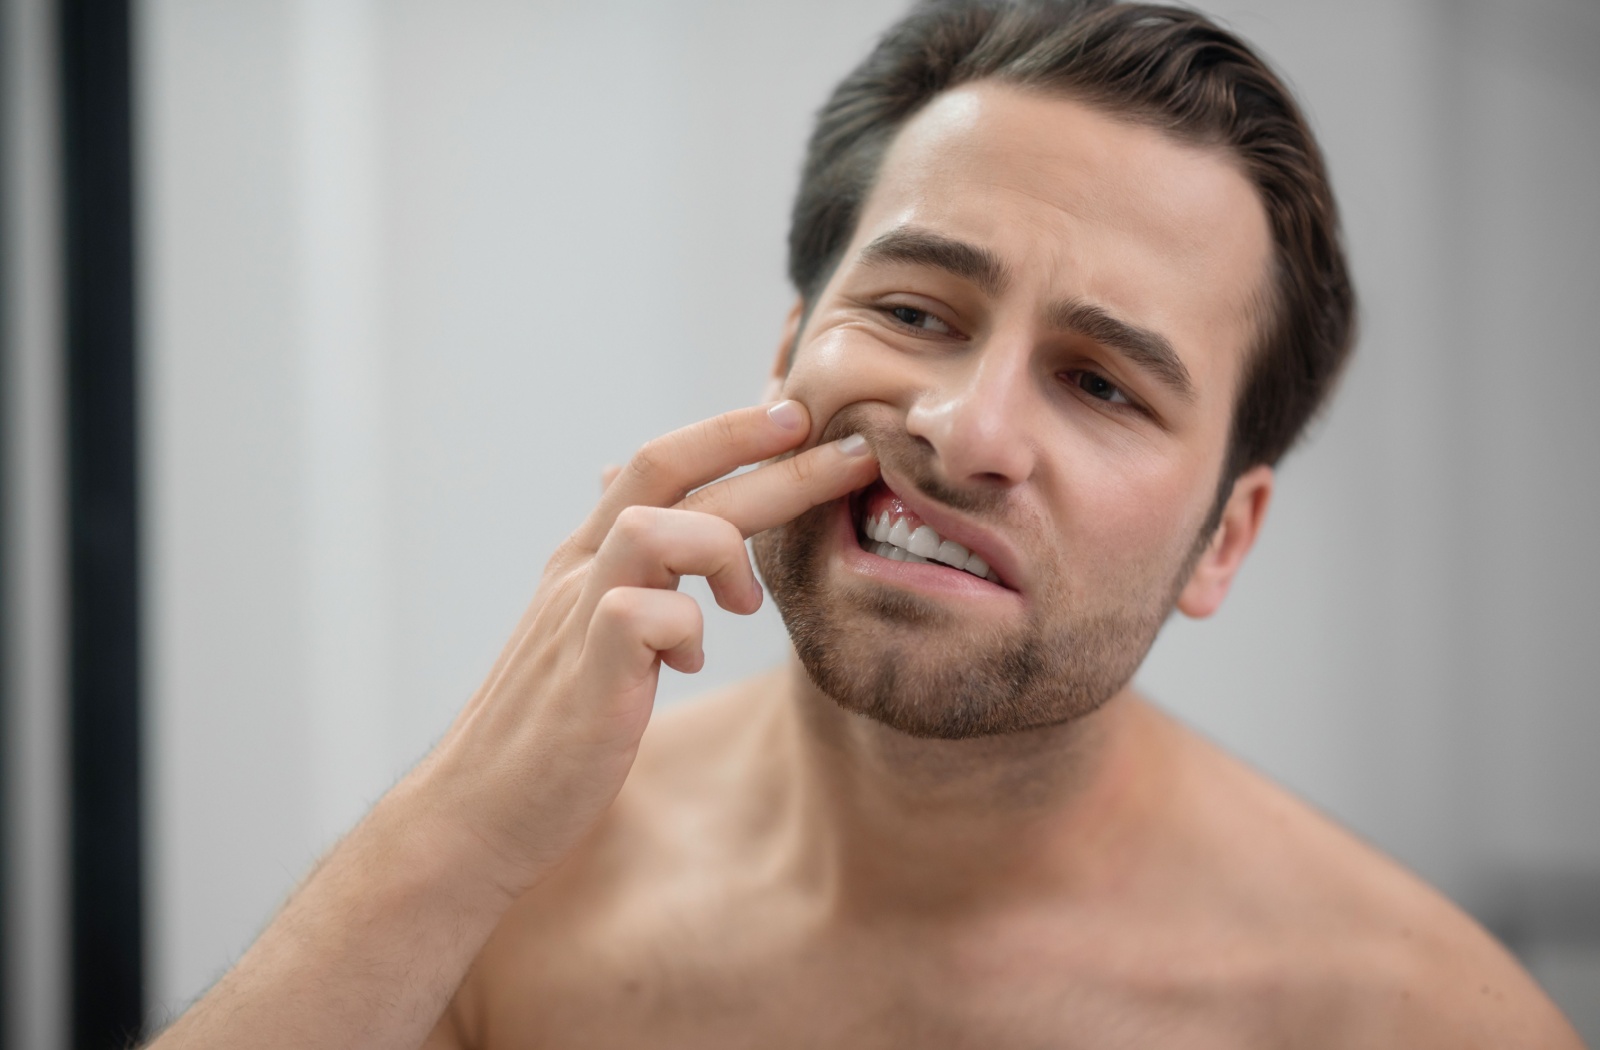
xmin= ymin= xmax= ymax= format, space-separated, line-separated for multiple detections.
xmin=143 ymin=400 xmax=875 ymax=1050
xmin=409 ymin=398 xmax=876 ymax=894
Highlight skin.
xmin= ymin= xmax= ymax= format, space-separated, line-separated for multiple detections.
xmin=144 ymin=83 xmax=1582 ymax=1049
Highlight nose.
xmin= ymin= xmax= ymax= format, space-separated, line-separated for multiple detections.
xmin=903 ymin=339 xmax=1038 ymax=487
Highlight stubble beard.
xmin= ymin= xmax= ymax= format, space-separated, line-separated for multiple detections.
xmin=751 ymin=424 xmax=1208 ymax=741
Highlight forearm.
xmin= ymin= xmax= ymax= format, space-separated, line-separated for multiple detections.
xmin=145 ymin=781 xmax=516 ymax=1050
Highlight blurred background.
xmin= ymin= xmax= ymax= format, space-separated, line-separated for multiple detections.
xmin=4 ymin=0 xmax=1597 ymax=1046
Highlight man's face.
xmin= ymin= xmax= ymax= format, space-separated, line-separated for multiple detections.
xmin=752 ymin=82 xmax=1273 ymax=738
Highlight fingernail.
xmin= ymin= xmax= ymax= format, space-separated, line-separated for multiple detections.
xmin=837 ymin=433 xmax=869 ymax=456
xmin=767 ymin=400 xmax=805 ymax=431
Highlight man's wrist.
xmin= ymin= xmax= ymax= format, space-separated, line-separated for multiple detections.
xmin=354 ymin=773 xmax=535 ymax=918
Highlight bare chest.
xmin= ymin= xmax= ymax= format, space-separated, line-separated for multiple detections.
xmin=470 ymin=906 xmax=1292 ymax=1049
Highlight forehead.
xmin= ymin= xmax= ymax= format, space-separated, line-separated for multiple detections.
xmin=847 ymin=82 xmax=1273 ymax=392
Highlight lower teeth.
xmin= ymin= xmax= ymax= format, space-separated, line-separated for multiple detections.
xmin=868 ymin=538 xmax=961 ymax=572
xmin=885 ymin=542 xmax=924 ymax=564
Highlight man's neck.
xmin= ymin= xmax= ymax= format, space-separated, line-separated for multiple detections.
xmin=770 ymin=655 xmax=1173 ymax=918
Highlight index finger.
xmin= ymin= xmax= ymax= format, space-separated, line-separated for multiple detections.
xmin=574 ymin=401 xmax=812 ymax=550
xmin=683 ymin=434 xmax=879 ymax=538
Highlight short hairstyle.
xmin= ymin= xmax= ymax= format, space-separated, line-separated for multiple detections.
xmin=787 ymin=0 xmax=1356 ymax=488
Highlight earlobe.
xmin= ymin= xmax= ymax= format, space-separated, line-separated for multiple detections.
xmin=762 ymin=299 xmax=806 ymax=403
xmin=1176 ymin=464 xmax=1274 ymax=619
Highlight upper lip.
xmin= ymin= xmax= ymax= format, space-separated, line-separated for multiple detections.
xmin=865 ymin=470 xmax=1025 ymax=593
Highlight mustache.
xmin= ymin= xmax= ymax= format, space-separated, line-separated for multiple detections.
xmin=816 ymin=405 xmax=1012 ymax=519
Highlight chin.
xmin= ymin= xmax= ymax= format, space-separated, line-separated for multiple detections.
xmin=752 ymin=499 xmax=1167 ymax=741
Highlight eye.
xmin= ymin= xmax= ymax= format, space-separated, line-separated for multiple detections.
xmin=885 ymin=305 xmax=953 ymax=335
xmin=1066 ymin=369 xmax=1133 ymax=406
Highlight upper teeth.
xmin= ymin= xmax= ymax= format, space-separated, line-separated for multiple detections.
xmin=862 ymin=510 xmax=997 ymax=583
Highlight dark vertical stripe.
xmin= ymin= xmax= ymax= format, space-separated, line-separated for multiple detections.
xmin=0 ymin=9 xmax=12 ymax=1048
xmin=58 ymin=0 xmax=144 ymax=1045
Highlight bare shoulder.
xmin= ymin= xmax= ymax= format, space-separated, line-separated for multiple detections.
xmin=1144 ymin=702 xmax=1586 ymax=1048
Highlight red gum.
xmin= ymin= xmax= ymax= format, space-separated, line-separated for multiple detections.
xmin=861 ymin=485 xmax=928 ymax=534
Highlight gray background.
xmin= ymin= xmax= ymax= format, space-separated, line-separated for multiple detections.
xmin=6 ymin=0 xmax=1598 ymax=1045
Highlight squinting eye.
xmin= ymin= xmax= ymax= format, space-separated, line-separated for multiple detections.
xmin=887 ymin=305 xmax=952 ymax=335
xmin=1070 ymin=370 xmax=1132 ymax=406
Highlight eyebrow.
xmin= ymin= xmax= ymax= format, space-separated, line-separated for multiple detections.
xmin=1045 ymin=298 xmax=1197 ymax=404
xmin=856 ymin=227 xmax=1010 ymax=298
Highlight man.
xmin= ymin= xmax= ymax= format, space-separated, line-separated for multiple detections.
xmin=149 ymin=1 xmax=1582 ymax=1047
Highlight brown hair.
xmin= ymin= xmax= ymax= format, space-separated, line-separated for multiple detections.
xmin=787 ymin=0 xmax=1355 ymax=488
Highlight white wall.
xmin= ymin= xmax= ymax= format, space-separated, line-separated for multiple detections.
xmin=139 ymin=0 xmax=1600 ymax=1031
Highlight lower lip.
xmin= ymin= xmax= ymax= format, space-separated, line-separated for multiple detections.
xmin=829 ymin=499 xmax=1023 ymax=606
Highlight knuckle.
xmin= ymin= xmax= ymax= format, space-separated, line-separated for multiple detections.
xmin=710 ymin=513 xmax=744 ymax=545
xmin=690 ymin=484 xmax=732 ymax=519
xmin=628 ymin=438 xmax=669 ymax=481
xmin=673 ymin=592 xmax=705 ymax=632
xmin=711 ymin=516 xmax=747 ymax=557
xmin=708 ymin=412 xmax=742 ymax=449
xmin=595 ymin=586 xmax=645 ymax=627
xmin=786 ymin=451 xmax=821 ymax=487
xmin=612 ymin=503 xmax=658 ymax=540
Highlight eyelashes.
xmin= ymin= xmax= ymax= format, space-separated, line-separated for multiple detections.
xmin=1062 ymin=369 xmax=1134 ymax=407
xmin=885 ymin=304 xmax=953 ymax=335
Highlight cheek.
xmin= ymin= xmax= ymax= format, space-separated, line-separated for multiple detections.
xmin=1069 ymin=397 xmax=1231 ymax=574
xmin=780 ymin=324 xmax=912 ymax=443
xmin=1056 ymin=463 xmax=1210 ymax=591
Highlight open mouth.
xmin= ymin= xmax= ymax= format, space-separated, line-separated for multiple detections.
xmin=850 ymin=480 xmax=1002 ymax=584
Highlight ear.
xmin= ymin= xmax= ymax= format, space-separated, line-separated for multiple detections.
xmin=761 ymin=298 xmax=806 ymax=403
xmin=1176 ymin=464 xmax=1273 ymax=619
